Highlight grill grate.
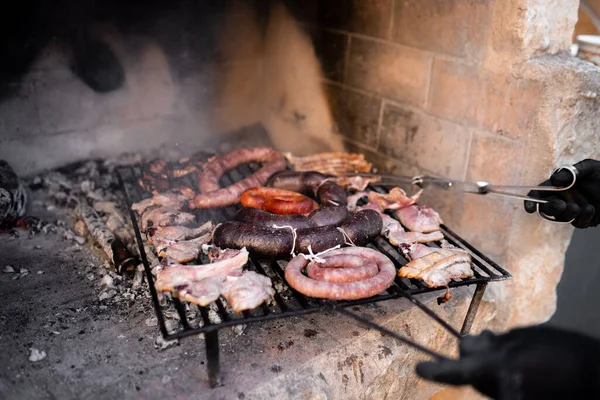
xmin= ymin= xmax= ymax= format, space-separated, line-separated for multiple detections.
xmin=116 ymin=162 xmax=511 ymax=386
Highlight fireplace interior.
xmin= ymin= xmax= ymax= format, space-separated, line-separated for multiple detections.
xmin=1 ymin=1 xmax=599 ymax=399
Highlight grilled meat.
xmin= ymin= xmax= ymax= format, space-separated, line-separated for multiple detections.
xmin=131 ymin=192 xmax=189 ymax=215
xmin=396 ymin=205 xmax=443 ymax=233
xmin=368 ymin=187 xmax=422 ymax=211
xmin=140 ymin=207 xmax=195 ymax=232
xmin=398 ymin=245 xmax=473 ymax=288
xmin=157 ymin=234 xmax=212 ymax=263
xmin=147 ymin=222 xmax=213 ymax=249
xmin=155 ymin=247 xmax=249 ymax=292
xmin=220 ymin=271 xmax=274 ymax=313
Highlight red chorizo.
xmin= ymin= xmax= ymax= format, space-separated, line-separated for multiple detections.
xmin=240 ymin=187 xmax=318 ymax=215
xmin=285 ymin=247 xmax=396 ymax=300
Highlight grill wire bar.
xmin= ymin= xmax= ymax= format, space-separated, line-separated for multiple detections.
xmin=116 ymin=163 xmax=512 ymax=388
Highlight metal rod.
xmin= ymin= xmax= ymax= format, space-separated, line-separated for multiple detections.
xmin=115 ymin=169 xmax=169 ymax=337
xmin=460 ymin=283 xmax=488 ymax=336
xmin=205 ymin=330 xmax=221 ymax=388
xmin=336 ymin=307 xmax=451 ymax=361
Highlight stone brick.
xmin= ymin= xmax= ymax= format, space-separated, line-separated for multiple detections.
xmin=346 ymin=38 xmax=432 ymax=106
xmin=500 ymin=79 xmax=543 ymax=140
xmin=310 ymin=29 xmax=348 ymax=82
xmin=428 ymin=58 xmax=480 ymax=125
xmin=429 ymin=58 xmax=542 ymax=140
xmin=392 ymin=0 xmax=492 ymax=58
xmin=458 ymin=195 xmax=516 ymax=258
xmin=379 ymin=103 xmax=471 ymax=179
xmin=316 ymin=0 xmax=393 ymax=39
xmin=328 ymin=85 xmax=382 ymax=148
xmin=466 ymin=131 xmax=524 ymax=185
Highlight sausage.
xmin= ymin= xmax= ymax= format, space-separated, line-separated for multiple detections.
xmin=305 ymin=255 xmax=379 ymax=283
xmin=285 ymin=247 xmax=396 ymax=300
xmin=316 ymin=180 xmax=348 ymax=206
xmin=190 ymin=147 xmax=286 ymax=209
xmin=213 ymin=222 xmax=294 ymax=259
xmin=338 ymin=209 xmax=382 ymax=245
xmin=233 ymin=207 xmax=311 ymax=229
xmin=233 ymin=206 xmax=348 ymax=229
xmin=308 ymin=205 xmax=348 ymax=227
xmin=267 ymin=170 xmax=347 ymax=206
xmin=240 ymin=187 xmax=318 ymax=215
xmin=213 ymin=209 xmax=383 ymax=259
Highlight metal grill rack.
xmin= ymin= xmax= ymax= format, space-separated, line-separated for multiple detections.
xmin=116 ymin=162 xmax=511 ymax=388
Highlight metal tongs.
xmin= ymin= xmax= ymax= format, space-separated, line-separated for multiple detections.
xmin=357 ymin=165 xmax=579 ymax=224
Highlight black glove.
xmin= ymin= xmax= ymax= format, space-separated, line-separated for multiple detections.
xmin=415 ymin=326 xmax=600 ymax=400
xmin=524 ymin=159 xmax=600 ymax=229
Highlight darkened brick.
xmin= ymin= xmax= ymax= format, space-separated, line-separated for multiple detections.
xmin=379 ymin=103 xmax=470 ymax=179
xmin=309 ymin=28 xmax=348 ymax=82
xmin=327 ymin=85 xmax=382 ymax=148
xmin=315 ymin=0 xmax=393 ymax=39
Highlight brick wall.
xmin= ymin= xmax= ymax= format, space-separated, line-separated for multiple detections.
xmin=301 ymin=0 xmax=600 ymax=331
xmin=301 ymin=0 xmax=523 ymax=263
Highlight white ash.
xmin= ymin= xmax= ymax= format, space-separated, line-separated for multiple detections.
xmin=145 ymin=317 xmax=158 ymax=327
xmin=3 ymin=265 xmax=15 ymax=273
xmin=37 ymin=271 xmax=44 ymax=275
xmin=232 ymin=325 xmax=247 ymax=336
xmin=101 ymin=275 xmax=115 ymax=289
xmin=29 ymin=348 xmax=47 ymax=362
xmin=165 ymin=319 xmax=181 ymax=334
xmin=74 ymin=235 xmax=86 ymax=245
xmin=154 ymin=335 xmax=178 ymax=351
xmin=99 ymin=289 xmax=118 ymax=301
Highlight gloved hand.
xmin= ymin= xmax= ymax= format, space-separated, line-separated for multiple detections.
xmin=415 ymin=326 xmax=600 ymax=400
xmin=524 ymin=159 xmax=600 ymax=228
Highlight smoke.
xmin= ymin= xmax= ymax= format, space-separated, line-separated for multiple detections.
xmin=211 ymin=0 xmax=344 ymax=155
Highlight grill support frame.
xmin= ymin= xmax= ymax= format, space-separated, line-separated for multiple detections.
xmin=116 ymin=164 xmax=508 ymax=388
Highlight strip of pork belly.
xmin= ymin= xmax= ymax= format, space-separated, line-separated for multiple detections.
xmin=157 ymin=234 xmax=213 ymax=263
xmin=398 ymin=248 xmax=473 ymax=288
xmin=220 ymin=271 xmax=274 ymax=313
xmin=148 ymin=221 xmax=214 ymax=248
xmin=131 ymin=192 xmax=189 ymax=215
xmin=155 ymin=248 xmax=249 ymax=291
xmin=178 ymin=278 xmax=223 ymax=307
xmin=368 ymin=188 xmax=422 ymax=211
xmin=351 ymin=199 xmax=442 ymax=245
xmin=140 ymin=207 xmax=195 ymax=232
xmin=395 ymin=205 xmax=443 ymax=233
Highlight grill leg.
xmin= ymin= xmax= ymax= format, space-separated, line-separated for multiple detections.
xmin=460 ymin=283 xmax=487 ymax=336
xmin=205 ymin=330 xmax=221 ymax=388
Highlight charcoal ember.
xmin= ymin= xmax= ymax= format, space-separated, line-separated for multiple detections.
xmin=74 ymin=220 xmax=87 ymax=237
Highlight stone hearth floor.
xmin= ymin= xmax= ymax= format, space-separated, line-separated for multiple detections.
xmin=0 ymin=206 xmax=471 ymax=400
